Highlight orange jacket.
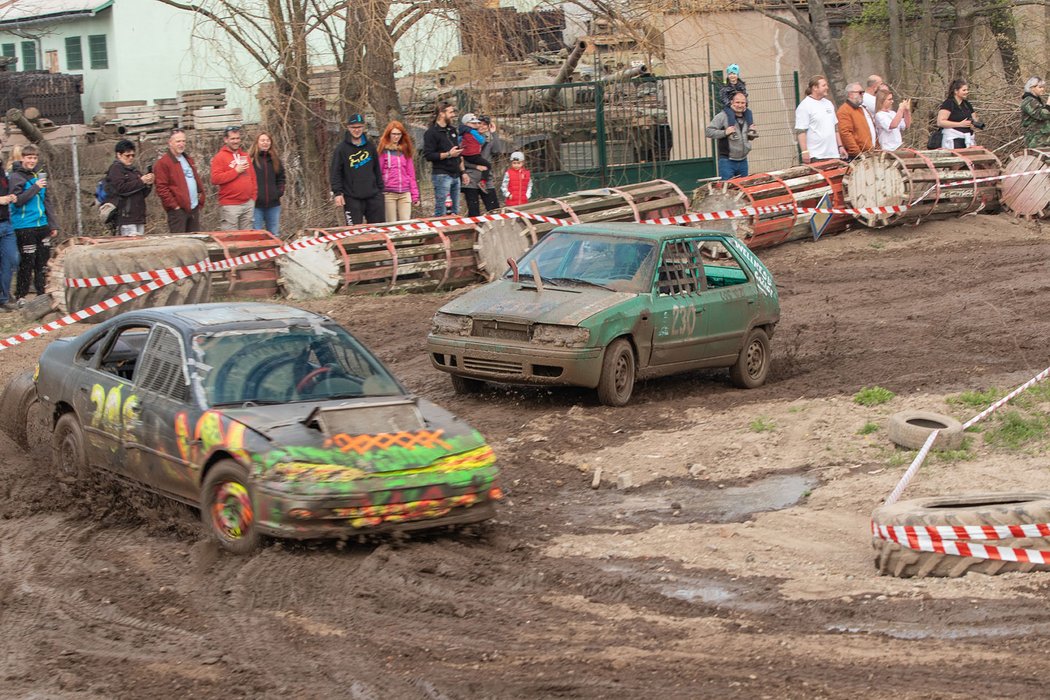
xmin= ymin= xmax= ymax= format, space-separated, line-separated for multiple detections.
xmin=210 ymin=145 xmax=258 ymax=205
xmin=836 ymin=102 xmax=875 ymax=156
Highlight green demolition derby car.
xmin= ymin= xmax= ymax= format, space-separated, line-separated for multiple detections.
xmin=427 ymin=223 xmax=781 ymax=405
xmin=3 ymin=303 xmax=501 ymax=553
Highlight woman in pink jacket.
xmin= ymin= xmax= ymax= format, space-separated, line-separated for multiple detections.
xmin=377 ymin=121 xmax=419 ymax=221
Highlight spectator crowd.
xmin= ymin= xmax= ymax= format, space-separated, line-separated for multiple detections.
xmin=0 ymin=66 xmax=1045 ymax=311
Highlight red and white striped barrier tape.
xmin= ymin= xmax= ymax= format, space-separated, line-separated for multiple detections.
xmin=873 ymin=362 xmax=1050 ymax=564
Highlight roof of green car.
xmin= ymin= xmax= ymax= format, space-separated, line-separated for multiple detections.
xmin=550 ymin=222 xmax=730 ymax=242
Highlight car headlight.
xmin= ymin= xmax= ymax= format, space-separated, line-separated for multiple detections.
xmin=531 ymin=324 xmax=590 ymax=348
xmin=431 ymin=312 xmax=472 ymax=336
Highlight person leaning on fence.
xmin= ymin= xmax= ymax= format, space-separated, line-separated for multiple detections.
xmin=836 ymin=82 xmax=877 ymax=160
xmin=706 ymin=92 xmax=755 ymax=180
xmin=249 ymin=132 xmax=285 ymax=236
xmin=795 ymin=75 xmax=846 ymax=164
xmin=329 ymin=113 xmax=385 ymax=225
xmin=104 ymin=139 xmax=154 ymax=237
xmin=463 ymin=117 xmax=502 ymax=216
xmin=211 ymin=125 xmax=257 ymax=231
xmin=718 ymin=64 xmax=756 ymax=134
xmin=8 ymin=144 xmax=57 ymax=305
xmin=423 ymin=101 xmax=468 ymax=216
xmin=377 ymin=120 xmax=419 ymax=221
xmin=0 ymin=135 xmax=19 ymax=311
xmin=154 ymin=129 xmax=205 ymax=233
xmin=874 ymin=91 xmax=911 ymax=151
xmin=937 ymin=79 xmax=979 ymax=149
xmin=1021 ymin=76 xmax=1050 ymax=148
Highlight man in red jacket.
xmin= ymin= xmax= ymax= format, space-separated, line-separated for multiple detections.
xmin=154 ymin=129 xmax=205 ymax=233
xmin=210 ymin=126 xmax=257 ymax=230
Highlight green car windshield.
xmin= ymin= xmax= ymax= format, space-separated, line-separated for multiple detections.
xmin=507 ymin=232 xmax=658 ymax=293
xmin=192 ymin=324 xmax=403 ymax=406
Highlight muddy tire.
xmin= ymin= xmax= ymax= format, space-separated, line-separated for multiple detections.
xmin=0 ymin=370 xmax=38 ymax=450
xmin=201 ymin=460 xmax=260 ymax=554
xmin=872 ymin=493 xmax=1050 ymax=578
xmin=729 ymin=327 xmax=770 ymax=389
xmin=886 ymin=410 xmax=964 ymax=451
xmin=597 ymin=338 xmax=635 ymax=406
xmin=52 ymin=412 xmax=88 ymax=483
xmin=63 ymin=238 xmax=212 ymax=323
xmin=450 ymin=374 xmax=485 ymax=395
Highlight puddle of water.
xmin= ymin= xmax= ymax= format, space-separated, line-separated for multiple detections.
xmin=574 ymin=472 xmax=818 ymax=528
xmin=599 ymin=561 xmax=777 ymax=613
xmin=827 ymin=622 xmax=1041 ymax=640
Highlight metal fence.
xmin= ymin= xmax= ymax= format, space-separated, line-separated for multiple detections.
xmin=457 ymin=71 xmax=801 ymax=199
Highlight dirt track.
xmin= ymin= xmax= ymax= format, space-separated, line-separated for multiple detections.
xmin=4 ymin=214 xmax=1050 ymax=698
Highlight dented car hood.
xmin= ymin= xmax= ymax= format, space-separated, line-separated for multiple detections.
xmin=217 ymin=396 xmax=492 ymax=480
xmin=440 ymin=279 xmax=636 ymax=325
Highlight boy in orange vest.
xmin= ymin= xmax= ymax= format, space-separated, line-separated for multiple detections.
xmin=501 ymin=151 xmax=532 ymax=206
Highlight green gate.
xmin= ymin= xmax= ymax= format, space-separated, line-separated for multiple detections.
xmin=460 ymin=73 xmax=718 ymax=198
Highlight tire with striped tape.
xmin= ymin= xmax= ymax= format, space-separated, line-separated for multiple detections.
xmin=872 ymin=493 xmax=1050 ymax=578
xmin=63 ymin=238 xmax=212 ymax=323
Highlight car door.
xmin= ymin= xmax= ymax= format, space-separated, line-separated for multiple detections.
xmin=128 ymin=323 xmax=200 ymax=501
xmin=76 ymin=322 xmax=152 ymax=476
xmin=694 ymin=238 xmax=760 ymax=361
xmin=649 ymin=238 xmax=708 ymax=366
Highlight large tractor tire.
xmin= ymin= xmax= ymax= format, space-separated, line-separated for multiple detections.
xmin=63 ymin=238 xmax=212 ymax=323
xmin=872 ymin=492 xmax=1050 ymax=578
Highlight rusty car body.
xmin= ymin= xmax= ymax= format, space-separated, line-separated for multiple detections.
xmin=11 ymin=303 xmax=501 ymax=552
xmin=427 ymin=223 xmax=780 ymax=405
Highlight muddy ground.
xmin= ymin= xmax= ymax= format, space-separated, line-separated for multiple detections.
xmin=4 ymin=214 xmax=1050 ymax=698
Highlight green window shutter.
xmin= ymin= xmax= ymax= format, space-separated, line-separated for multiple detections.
xmin=1 ymin=44 xmax=14 ymax=59
xmin=20 ymin=41 xmax=36 ymax=71
xmin=65 ymin=36 xmax=83 ymax=70
xmin=87 ymin=34 xmax=107 ymax=69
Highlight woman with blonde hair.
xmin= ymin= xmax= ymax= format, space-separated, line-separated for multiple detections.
xmin=377 ymin=120 xmax=419 ymax=221
xmin=874 ymin=90 xmax=911 ymax=151
xmin=248 ymin=132 xmax=285 ymax=235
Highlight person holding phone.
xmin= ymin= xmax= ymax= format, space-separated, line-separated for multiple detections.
xmin=104 ymin=139 xmax=154 ymax=236
xmin=8 ymin=143 xmax=58 ymax=305
xmin=423 ymin=101 xmax=469 ymax=216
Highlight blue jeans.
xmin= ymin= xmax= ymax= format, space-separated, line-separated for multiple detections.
xmin=252 ymin=205 xmax=281 ymax=236
xmin=0 ymin=220 xmax=18 ymax=304
xmin=718 ymin=157 xmax=749 ymax=180
xmin=431 ymin=173 xmax=461 ymax=216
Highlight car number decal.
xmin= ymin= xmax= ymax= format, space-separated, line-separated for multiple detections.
xmin=670 ymin=303 xmax=697 ymax=337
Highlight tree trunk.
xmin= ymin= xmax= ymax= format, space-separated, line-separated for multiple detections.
xmin=987 ymin=3 xmax=1020 ymax=85
xmin=807 ymin=0 xmax=846 ymax=96
xmin=887 ymin=0 xmax=902 ymax=87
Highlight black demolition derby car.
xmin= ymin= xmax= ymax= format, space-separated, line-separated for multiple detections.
xmin=0 ymin=303 xmax=501 ymax=552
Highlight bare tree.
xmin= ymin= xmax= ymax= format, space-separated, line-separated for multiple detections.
xmin=743 ymin=0 xmax=846 ymax=95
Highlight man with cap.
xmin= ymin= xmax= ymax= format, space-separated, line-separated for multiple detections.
xmin=330 ymin=113 xmax=385 ymax=225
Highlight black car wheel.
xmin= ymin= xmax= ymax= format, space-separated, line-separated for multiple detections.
xmin=730 ymin=327 xmax=770 ymax=389
xmin=450 ymin=374 xmax=485 ymax=395
xmin=52 ymin=413 xmax=88 ymax=482
xmin=597 ymin=338 xmax=635 ymax=406
xmin=201 ymin=460 xmax=260 ymax=554
xmin=0 ymin=370 xmax=38 ymax=450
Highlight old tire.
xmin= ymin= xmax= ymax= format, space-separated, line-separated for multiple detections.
xmin=63 ymin=238 xmax=212 ymax=323
xmin=450 ymin=374 xmax=485 ymax=395
xmin=0 ymin=370 xmax=38 ymax=450
xmin=597 ymin=338 xmax=635 ymax=406
xmin=201 ymin=460 xmax=260 ymax=554
xmin=52 ymin=412 xmax=88 ymax=483
xmin=729 ymin=327 xmax=770 ymax=389
xmin=886 ymin=410 xmax=964 ymax=451
xmin=872 ymin=493 xmax=1050 ymax=578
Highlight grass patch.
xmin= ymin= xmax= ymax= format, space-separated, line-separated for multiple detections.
xmin=930 ymin=437 xmax=975 ymax=463
xmin=857 ymin=421 xmax=879 ymax=435
xmin=869 ymin=242 xmax=885 ymax=250
xmin=853 ymin=386 xmax=895 ymax=406
xmin=948 ymin=387 xmax=1003 ymax=409
xmin=984 ymin=411 xmax=1050 ymax=449
xmin=749 ymin=416 xmax=776 ymax=432
xmin=887 ymin=449 xmax=917 ymax=467
xmin=787 ymin=405 xmax=807 ymax=414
